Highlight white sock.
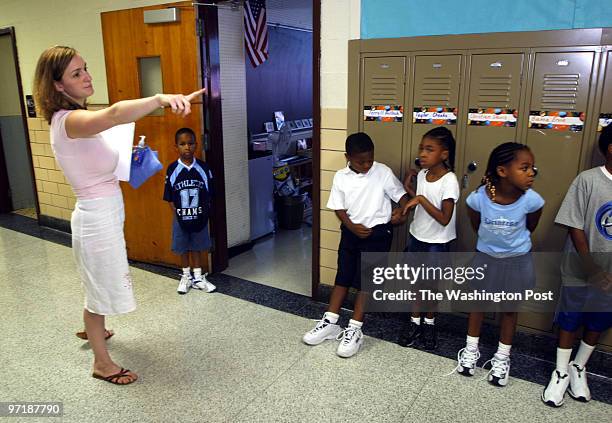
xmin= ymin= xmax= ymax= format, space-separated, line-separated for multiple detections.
xmin=411 ymin=316 xmax=421 ymax=325
xmin=348 ymin=319 xmax=363 ymax=328
xmin=424 ymin=317 xmax=435 ymax=325
xmin=496 ymin=341 xmax=512 ymax=358
xmin=466 ymin=335 xmax=479 ymax=351
xmin=182 ymin=267 xmax=191 ymax=276
xmin=193 ymin=268 xmax=202 ymax=279
xmin=323 ymin=312 xmax=339 ymax=324
xmin=574 ymin=340 xmax=596 ymax=368
xmin=556 ymin=347 xmax=572 ymax=375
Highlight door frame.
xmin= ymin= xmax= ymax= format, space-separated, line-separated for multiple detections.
xmin=311 ymin=0 xmax=321 ymax=299
xmin=196 ymin=4 xmax=228 ymax=273
xmin=0 ymin=27 xmax=38 ymax=216
xmin=196 ymin=1 xmax=322 ymax=298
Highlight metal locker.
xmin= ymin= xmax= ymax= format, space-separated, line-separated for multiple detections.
xmin=518 ymin=51 xmax=597 ymax=334
xmin=457 ymin=53 xmax=525 ymax=251
xmin=593 ymin=48 xmax=612 ymax=348
xmin=409 ymin=55 xmax=462 ymax=169
xmin=526 ymin=51 xmax=596 ymax=252
xmin=361 ymin=56 xmax=407 ymax=175
xmin=595 ymin=49 xmax=612 ymax=166
xmin=360 ymin=56 xmax=409 ymax=251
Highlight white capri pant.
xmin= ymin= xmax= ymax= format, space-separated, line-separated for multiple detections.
xmin=71 ymin=193 xmax=136 ymax=315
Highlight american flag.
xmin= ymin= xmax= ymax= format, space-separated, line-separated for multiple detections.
xmin=244 ymin=0 xmax=269 ymax=67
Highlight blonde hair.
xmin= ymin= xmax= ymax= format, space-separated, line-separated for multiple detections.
xmin=33 ymin=46 xmax=86 ymax=123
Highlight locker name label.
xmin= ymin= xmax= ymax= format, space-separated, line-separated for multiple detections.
xmin=468 ymin=108 xmax=517 ymax=127
xmin=413 ymin=107 xmax=458 ymax=125
xmin=364 ymin=105 xmax=403 ymax=122
xmin=528 ymin=111 xmax=584 ymax=132
xmin=598 ymin=113 xmax=611 ymax=132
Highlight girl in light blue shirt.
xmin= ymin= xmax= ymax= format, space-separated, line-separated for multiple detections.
xmin=453 ymin=142 xmax=544 ymax=387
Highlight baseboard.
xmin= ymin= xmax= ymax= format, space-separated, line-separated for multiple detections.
xmin=38 ymin=214 xmax=71 ymax=234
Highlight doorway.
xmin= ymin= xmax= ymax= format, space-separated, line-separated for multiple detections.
xmin=0 ymin=28 xmax=37 ymax=219
xmin=101 ymin=2 xmax=211 ymax=269
xmin=223 ymin=0 xmax=315 ymax=296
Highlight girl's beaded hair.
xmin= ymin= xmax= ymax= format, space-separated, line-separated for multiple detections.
xmin=480 ymin=142 xmax=531 ymax=202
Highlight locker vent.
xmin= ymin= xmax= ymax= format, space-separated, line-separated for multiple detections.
xmin=477 ymin=75 xmax=513 ymax=107
xmin=420 ymin=75 xmax=452 ymax=106
xmin=367 ymin=76 xmax=401 ymax=104
xmin=539 ymin=73 xmax=579 ymax=110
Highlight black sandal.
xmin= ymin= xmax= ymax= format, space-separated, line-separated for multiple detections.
xmin=76 ymin=329 xmax=114 ymax=340
xmin=92 ymin=368 xmax=137 ymax=385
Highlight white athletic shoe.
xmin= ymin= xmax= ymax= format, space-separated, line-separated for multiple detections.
xmin=541 ymin=370 xmax=570 ymax=407
xmin=302 ymin=315 xmax=342 ymax=345
xmin=485 ymin=353 xmax=511 ymax=387
xmin=192 ymin=273 xmax=216 ymax=293
xmin=336 ymin=325 xmax=364 ymax=358
xmin=568 ymin=361 xmax=591 ymax=402
xmin=177 ymin=273 xmax=192 ymax=295
xmin=455 ymin=347 xmax=481 ymax=376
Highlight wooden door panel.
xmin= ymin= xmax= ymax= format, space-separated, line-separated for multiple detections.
xmin=102 ymin=2 xmax=206 ymax=268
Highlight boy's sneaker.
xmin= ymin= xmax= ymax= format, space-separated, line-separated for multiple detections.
xmin=541 ymin=370 xmax=570 ymax=407
xmin=486 ymin=353 xmax=511 ymax=387
xmin=455 ymin=347 xmax=480 ymax=376
xmin=177 ymin=273 xmax=192 ymax=295
xmin=397 ymin=321 xmax=421 ymax=347
xmin=192 ymin=273 xmax=217 ymax=293
xmin=568 ymin=361 xmax=591 ymax=402
xmin=336 ymin=325 xmax=364 ymax=358
xmin=421 ymin=323 xmax=437 ymax=350
xmin=302 ymin=316 xmax=342 ymax=345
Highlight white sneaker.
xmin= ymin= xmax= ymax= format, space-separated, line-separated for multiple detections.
xmin=568 ymin=361 xmax=591 ymax=402
xmin=485 ymin=353 xmax=511 ymax=387
xmin=336 ymin=325 xmax=364 ymax=358
xmin=302 ymin=316 xmax=342 ymax=345
xmin=177 ymin=273 xmax=192 ymax=295
xmin=541 ymin=370 xmax=570 ymax=407
xmin=192 ymin=273 xmax=216 ymax=293
xmin=454 ymin=347 xmax=480 ymax=376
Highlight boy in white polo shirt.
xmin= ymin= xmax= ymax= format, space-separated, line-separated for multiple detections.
xmin=302 ymin=132 xmax=409 ymax=357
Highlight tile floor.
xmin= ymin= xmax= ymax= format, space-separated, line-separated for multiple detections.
xmin=224 ymin=225 xmax=312 ymax=296
xmin=1 ymin=223 xmax=611 ymax=422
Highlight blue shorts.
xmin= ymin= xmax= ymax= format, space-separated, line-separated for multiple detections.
xmin=171 ymin=219 xmax=211 ymax=254
xmin=555 ymin=311 xmax=612 ymax=333
xmin=404 ymin=234 xmax=450 ymax=253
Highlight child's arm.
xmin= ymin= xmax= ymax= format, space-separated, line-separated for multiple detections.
xmin=403 ymin=196 xmax=455 ymax=226
xmin=526 ymin=208 xmax=543 ymax=233
xmin=403 ymin=169 xmax=418 ymax=197
xmin=569 ymin=227 xmax=612 ymax=290
xmin=467 ymin=206 xmax=480 ymax=232
xmin=392 ymin=193 xmax=411 ymax=224
xmin=335 ymin=210 xmax=372 ymax=239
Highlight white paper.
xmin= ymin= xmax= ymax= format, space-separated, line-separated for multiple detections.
xmin=100 ymin=122 xmax=135 ymax=181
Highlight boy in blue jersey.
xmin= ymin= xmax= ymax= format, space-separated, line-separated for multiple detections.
xmin=163 ymin=128 xmax=216 ymax=295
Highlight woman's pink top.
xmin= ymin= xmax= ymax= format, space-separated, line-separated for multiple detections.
xmin=50 ymin=110 xmax=121 ymax=200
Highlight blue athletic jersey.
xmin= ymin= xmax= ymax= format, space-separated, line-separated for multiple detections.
xmin=163 ymin=158 xmax=212 ymax=232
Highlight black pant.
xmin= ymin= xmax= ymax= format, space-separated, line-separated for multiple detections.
xmin=335 ymin=223 xmax=393 ymax=290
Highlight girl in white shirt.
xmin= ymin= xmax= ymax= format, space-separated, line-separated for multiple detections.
xmin=398 ymin=127 xmax=459 ymax=350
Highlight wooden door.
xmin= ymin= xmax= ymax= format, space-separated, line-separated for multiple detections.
xmin=101 ymin=2 xmax=206 ymax=268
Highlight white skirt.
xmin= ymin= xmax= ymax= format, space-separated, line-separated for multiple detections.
xmin=71 ymin=194 xmax=136 ymax=315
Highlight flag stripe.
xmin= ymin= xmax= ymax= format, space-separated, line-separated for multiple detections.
xmin=244 ymin=0 xmax=268 ymax=67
